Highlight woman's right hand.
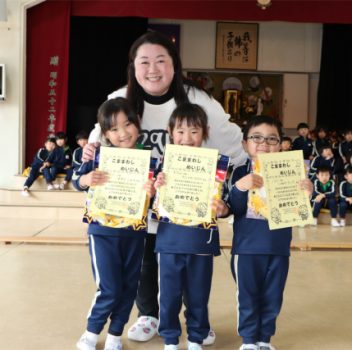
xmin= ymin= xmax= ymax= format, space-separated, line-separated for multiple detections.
xmin=82 ymin=142 xmax=100 ymax=162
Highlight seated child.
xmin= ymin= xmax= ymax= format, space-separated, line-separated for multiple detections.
xmin=154 ymin=103 xmax=228 ymax=350
xmin=338 ymin=166 xmax=352 ymax=227
xmin=312 ymin=126 xmax=330 ymax=157
xmin=226 ymin=115 xmax=313 ymax=350
xmin=280 ymin=136 xmax=292 ymax=152
xmin=330 ymin=129 xmax=341 ymax=159
xmin=338 ymin=128 xmax=352 ymax=165
xmin=311 ymin=166 xmax=340 ymax=227
xmin=308 ymin=145 xmax=344 ymax=181
xmin=22 ymin=137 xmax=56 ymax=196
xmin=42 ymin=131 xmax=72 ymax=190
xmin=344 ymin=152 xmax=352 ymax=170
xmin=292 ymin=122 xmax=314 ymax=160
xmin=72 ymin=130 xmax=89 ymax=168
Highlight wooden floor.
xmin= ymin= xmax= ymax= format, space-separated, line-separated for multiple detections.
xmin=0 ymin=218 xmax=352 ymax=349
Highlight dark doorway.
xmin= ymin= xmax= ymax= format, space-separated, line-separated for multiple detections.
xmin=66 ymin=16 xmax=147 ymax=148
xmin=317 ymin=24 xmax=352 ymax=131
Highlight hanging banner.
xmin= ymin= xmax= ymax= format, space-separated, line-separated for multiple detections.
xmin=26 ymin=0 xmax=71 ymax=165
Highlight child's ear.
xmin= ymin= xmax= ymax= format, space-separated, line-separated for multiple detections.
xmin=242 ymin=139 xmax=248 ymax=153
xmin=167 ymin=127 xmax=173 ymax=143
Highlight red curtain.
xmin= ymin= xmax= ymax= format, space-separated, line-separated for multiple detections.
xmin=26 ymin=0 xmax=71 ymax=166
xmin=70 ymin=0 xmax=352 ymax=24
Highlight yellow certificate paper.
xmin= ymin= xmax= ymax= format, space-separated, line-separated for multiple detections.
xmin=90 ymin=147 xmax=151 ymax=219
xmin=258 ymin=150 xmax=313 ymax=229
xmin=158 ymin=144 xmax=218 ymax=223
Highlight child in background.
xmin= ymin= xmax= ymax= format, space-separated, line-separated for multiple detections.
xmin=312 ymin=126 xmax=330 ymax=156
xmin=42 ymin=131 xmax=72 ymax=190
xmin=226 ymin=115 xmax=312 ymax=350
xmin=154 ymin=103 xmax=228 ymax=350
xmin=330 ymin=129 xmax=341 ymax=159
xmin=292 ymin=122 xmax=313 ymax=160
xmin=72 ymin=130 xmax=89 ymax=168
xmin=338 ymin=166 xmax=352 ymax=227
xmin=73 ymin=97 xmax=155 ymax=350
xmin=338 ymin=128 xmax=352 ymax=164
xmin=280 ymin=136 xmax=292 ymax=152
xmin=311 ymin=166 xmax=340 ymax=227
xmin=308 ymin=145 xmax=343 ymax=180
xmin=21 ymin=137 xmax=56 ymax=196
xmin=343 ymin=152 xmax=352 ymax=170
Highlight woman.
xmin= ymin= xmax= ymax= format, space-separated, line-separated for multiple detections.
xmin=84 ymin=30 xmax=247 ymax=345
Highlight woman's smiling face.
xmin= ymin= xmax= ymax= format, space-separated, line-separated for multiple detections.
xmin=134 ymin=43 xmax=175 ymax=96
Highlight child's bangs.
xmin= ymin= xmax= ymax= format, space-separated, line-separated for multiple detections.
xmin=175 ymin=115 xmax=203 ymax=129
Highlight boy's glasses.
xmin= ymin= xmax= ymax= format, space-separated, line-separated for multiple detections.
xmin=247 ymin=135 xmax=280 ymax=145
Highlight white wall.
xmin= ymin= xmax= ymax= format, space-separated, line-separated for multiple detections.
xmin=0 ymin=8 xmax=322 ymax=187
xmin=151 ymin=20 xmax=322 ymax=74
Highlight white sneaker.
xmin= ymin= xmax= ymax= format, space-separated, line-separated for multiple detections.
xmin=188 ymin=341 xmax=203 ymax=350
xmin=47 ymin=184 xmax=54 ymax=190
xmin=53 ymin=183 xmax=60 ymax=189
xmin=239 ymin=344 xmax=259 ymax=350
xmin=59 ymin=182 xmax=66 ymax=190
xmin=311 ymin=218 xmax=318 ymax=226
xmin=21 ymin=187 xmax=29 ymax=197
xmin=256 ymin=342 xmax=276 ymax=350
xmin=127 ymin=316 xmax=158 ymax=342
xmin=103 ymin=334 xmax=122 ymax=350
xmin=202 ymin=329 xmax=216 ymax=345
xmin=76 ymin=332 xmax=97 ymax=350
xmin=164 ymin=345 xmax=178 ymax=350
xmin=340 ymin=219 xmax=346 ymax=227
xmin=331 ymin=218 xmax=341 ymax=227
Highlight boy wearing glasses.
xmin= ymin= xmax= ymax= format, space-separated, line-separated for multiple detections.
xmin=225 ymin=116 xmax=312 ymax=350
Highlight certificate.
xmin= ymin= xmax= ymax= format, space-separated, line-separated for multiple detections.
xmin=258 ymin=150 xmax=313 ymax=229
xmin=90 ymin=147 xmax=151 ymax=219
xmin=157 ymin=144 xmax=218 ymax=223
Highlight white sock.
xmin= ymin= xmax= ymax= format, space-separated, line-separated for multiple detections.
xmin=84 ymin=330 xmax=98 ymax=344
xmin=105 ymin=334 xmax=121 ymax=344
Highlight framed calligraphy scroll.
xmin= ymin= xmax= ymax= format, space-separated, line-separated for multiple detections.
xmin=215 ymin=22 xmax=258 ymax=70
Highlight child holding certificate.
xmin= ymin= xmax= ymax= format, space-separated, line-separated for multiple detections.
xmin=154 ymin=103 xmax=229 ymax=350
xmin=73 ymin=97 xmax=155 ymax=350
xmin=226 ymin=115 xmax=312 ymax=350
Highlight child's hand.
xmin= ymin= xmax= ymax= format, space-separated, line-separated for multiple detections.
xmin=39 ymin=162 xmax=49 ymax=172
xmin=80 ymin=170 xmax=108 ymax=187
xmin=347 ymin=197 xmax=352 ymax=205
xmin=300 ymin=178 xmax=313 ymax=196
xmin=154 ymin=172 xmax=166 ymax=189
xmin=144 ymin=178 xmax=156 ymax=198
xmin=315 ymin=193 xmax=325 ymax=203
xmin=235 ymin=173 xmax=263 ymax=191
xmin=82 ymin=142 xmax=100 ymax=162
xmin=211 ymin=199 xmax=230 ymax=218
